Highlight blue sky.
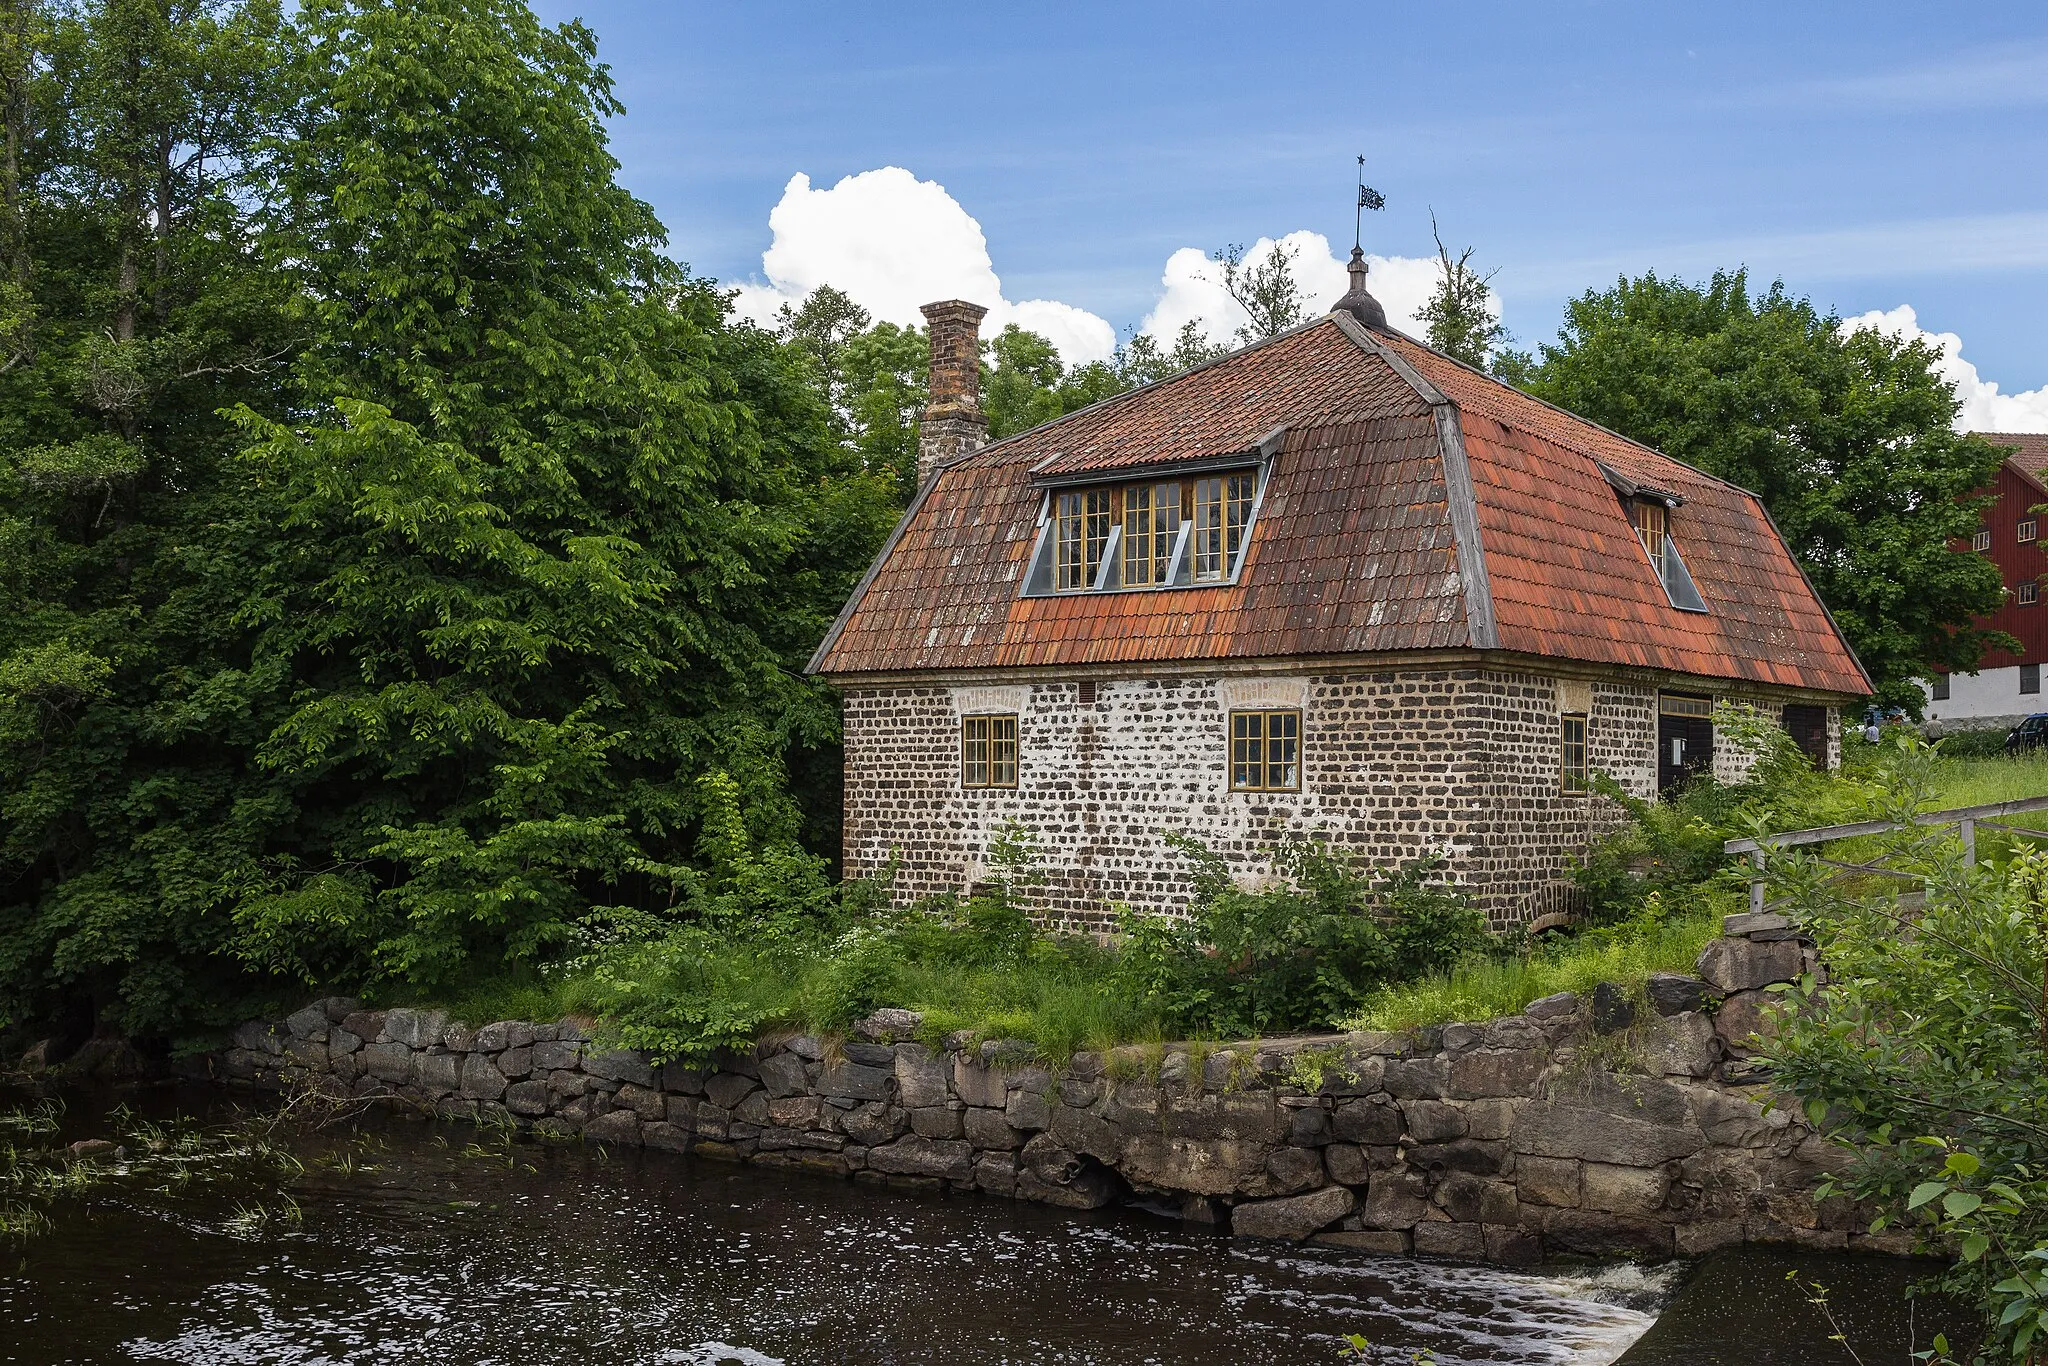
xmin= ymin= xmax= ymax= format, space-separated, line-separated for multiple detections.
xmin=533 ymin=1 xmax=2048 ymax=425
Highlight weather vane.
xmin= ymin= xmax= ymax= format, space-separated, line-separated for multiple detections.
xmin=1354 ymin=154 xmax=1385 ymax=251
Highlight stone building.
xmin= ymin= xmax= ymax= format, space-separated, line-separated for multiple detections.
xmin=810 ymin=259 xmax=1869 ymax=927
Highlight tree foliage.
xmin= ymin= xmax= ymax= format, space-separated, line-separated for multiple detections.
xmin=0 ymin=0 xmax=896 ymax=1042
xmin=1765 ymin=738 xmax=2048 ymax=1361
xmin=1513 ymin=270 xmax=2008 ymax=705
xmin=1209 ymin=239 xmax=1306 ymax=344
xmin=1417 ymin=213 xmax=1508 ymax=371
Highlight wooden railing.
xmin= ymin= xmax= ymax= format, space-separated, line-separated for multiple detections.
xmin=1724 ymin=795 xmax=2048 ymax=915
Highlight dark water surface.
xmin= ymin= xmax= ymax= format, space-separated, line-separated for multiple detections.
xmin=0 ymin=1086 xmax=1970 ymax=1365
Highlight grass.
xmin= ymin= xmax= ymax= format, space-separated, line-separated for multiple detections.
xmin=1346 ymin=909 xmax=1727 ymax=1033
xmin=1926 ymin=750 xmax=2048 ymax=813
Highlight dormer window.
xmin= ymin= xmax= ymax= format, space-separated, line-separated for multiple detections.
xmin=1628 ymin=497 xmax=1707 ymax=612
xmin=1023 ymin=462 xmax=1266 ymax=596
xmin=1598 ymin=463 xmax=1708 ymax=615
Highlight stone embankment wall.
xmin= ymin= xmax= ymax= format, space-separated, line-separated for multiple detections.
xmin=214 ymin=911 xmax=1897 ymax=1264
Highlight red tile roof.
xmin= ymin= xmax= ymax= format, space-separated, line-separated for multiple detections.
xmin=812 ymin=316 xmax=1869 ymax=697
xmin=1978 ymin=432 xmax=2048 ymax=481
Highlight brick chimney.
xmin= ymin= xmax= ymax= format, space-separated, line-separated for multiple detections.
xmin=917 ymin=299 xmax=989 ymax=485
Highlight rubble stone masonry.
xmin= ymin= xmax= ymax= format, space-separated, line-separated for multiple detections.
xmin=838 ymin=665 xmax=1829 ymax=929
xmin=210 ymin=915 xmax=1898 ymax=1266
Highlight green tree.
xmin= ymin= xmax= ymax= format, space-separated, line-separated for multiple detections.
xmin=1516 ymin=270 xmax=2007 ymax=706
xmin=0 ymin=0 xmax=896 ymax=1042
xmin=0 ymin=0 xmax=296 ymax=1041
xmin=1416 ymin=214 xmax=1507 ymax=370
xmin=1210 ymin=239 xmax=1305 ymax=344
xmin=1116 ymin=320 xmax=1226 ymax=388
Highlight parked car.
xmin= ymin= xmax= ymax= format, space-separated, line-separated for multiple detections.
xmin=2006 ymin=713 xmax=2048 ymax=755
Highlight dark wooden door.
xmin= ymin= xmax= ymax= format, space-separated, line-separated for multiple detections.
xmin=1658 ymin=694 xmax=1715 ymax=795
xmin=1782 ymin=704 xmax=1828 ymax=770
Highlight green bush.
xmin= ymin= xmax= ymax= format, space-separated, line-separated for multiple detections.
xmin=1112 ymin=835 xmax=1489 ymax=1038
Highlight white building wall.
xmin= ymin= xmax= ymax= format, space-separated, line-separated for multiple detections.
xmin=1921 ymin=667 xmax=2043 ymax=731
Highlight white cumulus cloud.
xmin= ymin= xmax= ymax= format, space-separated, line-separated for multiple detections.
xmin=729 ymin=167 xmax=1116 ymax=366
xmin=1136 ymin=231 xmax=1451 ymax=345
xmin=1841 ymin=304 xmax=2048 ymax=433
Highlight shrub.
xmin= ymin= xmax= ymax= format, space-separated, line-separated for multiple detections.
xmin=1113 ymin=835 xmax=1488 ymax=1038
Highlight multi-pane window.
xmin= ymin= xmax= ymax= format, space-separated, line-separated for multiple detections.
xmin=1633 ymin=501 xmax=1670 ymax=579
xmin=1930 ymin=674 xmax=1951 ymax=701
xmin=1560 ymin=714 xmax=1589 ymax=793
xmin=1121 ymin=482 xmax=1181 ymax=587
xmin=960 ymin=715 xmax=1018 ymax=788
xmin=1045 ymin=470 xmax=1258 ymax=592
xmin=2022 ymin=581 xmax=2040 ymax=606
xmin=1054 ymin=488 xmax=1113 ymax=590
xmin=1229 ymin=709 xmax=1300 ymax=792
xmin=1974 ymin=529 xmax=1994 ymax=552
xmin=2023 ymin=521 xmax=2039 ymax=543
xmin=1193 ymin=472 xmax=1257 ymax=581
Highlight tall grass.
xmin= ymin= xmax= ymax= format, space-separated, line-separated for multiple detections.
xmin=1346 ymin=909 xmax=1726 ymax=1033
xmin=1926 ymin=751 xmax=2048 ymax=812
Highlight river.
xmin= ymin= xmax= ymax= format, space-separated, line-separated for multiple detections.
xmin=0 ymin=1085 xmax=1969 ymax=1365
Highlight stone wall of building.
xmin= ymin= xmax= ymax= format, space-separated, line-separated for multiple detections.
xmin=839 ymin=666 xmax=1833 ymax=929
xmin=213 ymin=913 xmax=1899 ymax=1265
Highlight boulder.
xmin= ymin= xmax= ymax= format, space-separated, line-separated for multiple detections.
xmin=1647 ymin=1012 xmax=1720 ymax=1078
xmin=459 ymin=1053 xmax=508 ymax=1101
xmin=841 ymin=1041 xmax=898 ymax=1067
xmin=1713 ymin=989 xmax=1785 ymax=1055
xmin=1118 ymin=1134 xmax=1268 ymax=1197
xmin=340 ymin=1010 xmax=386 ymax=1043
xmin=583 ymin=1050 xmax=655 ymax=1087
xmin=818 ymin=1061 xmax=893 ymax=1103
xmin=1413 ymin=1221 xmax=1487 ymax=1259
xmin=1448 ymin=1049 xmax=1546 ymax=1099
xmin=1332 ymin=1096 xmax=1404 ymax=1145
xmin=950 ymin=1056 xmax=1007 ymax=1108
xmin=360 ymin=1041 xmax=413 ymax=1084
xmin=1524 ymin=992 xmax=1579 ymax=1021
xmin=643 ymin=1122 xmax=693 ymax=1154
xmin=909 ymin=1106 xmax=964 ymax=1140
xmin=531 ymin=1040 xmax=582 ymax=1073
xmin=1541 ymin=1208 xmax=1674 ymax=1258
xmin=756 ymin=1052 xmax=809 ymax=1099
xmin=1590 ymin=982 xmax=1636 ymax=1034
xmin=853 ymin=1008 xmax=923 ymax=1042
xmin=504 ymin=1080 xmax=550 ymax=1116
xmin=1514 ymin=1155 xmax=1581 ymax=1207
xmin=703 ymin=1073 xmax=758 ymax=1110
xmin=498 ymin=1046 xmax=532 ymax=1079
xmin=1646 ymin=973 xmax=1717 ymax=1016
xmin=1363 ymin=1170 xmax=1432 ymax=1229
xmin=1004 ymin=1089 xmax=1050 ymax=1132
xmin=285 ymin=1006 xmax=330 ymax=1041
xmin=1582 ymin=1161 xmax=1669 ymax=1216
xmin=1401 ymin=1100 xmax=1468 ymax=1142
xmin=1264 ymin=1146 xmax=1326 ymax=1195
xmin=1696 ymin=937 xmax=1804 ymax=993
xmin=841 ymin=1102 xmax=907 ymax=1147
xmin=1324 ymin=1143 xmax=1371 ymax=1186
xmin=866 ymin=1135 xmax=974 ymax=1181
xmin=1232 ymin=1185 xmax=1355 ymax=1241
xmin=965 ymin=1108 xmax=1026 ymax=1150
xmin=410 ymin=1051 xmax=459 ymax=1095
xmin=327 ymin=1028 xmax=363 ymax=1057
xmin=618 ymin=1084 xmax=667 ymax=1122
xmin=895 ymin=1048 xmax=951 ymax=1109
xmin=585 ymin=1110 xmax=642 ymax=1147
xmin=382 ymin=1009 xmax=448 ymax=1049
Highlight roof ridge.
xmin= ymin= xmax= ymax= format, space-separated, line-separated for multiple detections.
xmin=934 ymin=314 xmax=1353 ymax=472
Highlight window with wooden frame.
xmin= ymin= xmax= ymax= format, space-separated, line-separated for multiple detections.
xmin=960 ymin=714 xmax=1018 ymax=789
xmin=1034 ymin=468 xmax=1260 ymax=595
xmin=1053 ymin=488 xmax=1113 ymax=591
xmin=2021 ymin=581 xmax=2040 ymax=606
xmin=1974 ymin=529 xmax=1993 ymax=552
xmin=1229 ymin=709 xmax=1300 ymax=792
xmin=2023 ymin=520 xmax=2039 ymax=544
xmin=1192 ymin=472 xmax=1257 ymax=582
xmin=1121 ymin=482 xmax=1182 ymax=587
xmin=1628 ymin=497 xmax=1708 ymax=613
xmin=1560 ymin=714 xmax=1589 ymax=793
